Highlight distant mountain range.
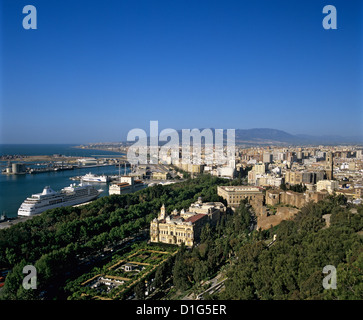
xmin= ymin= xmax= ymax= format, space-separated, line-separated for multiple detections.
xmin=233 ymin=128 xmax=363 ymax=145
xmin=124 ymin=128 xmax=363 ymax=146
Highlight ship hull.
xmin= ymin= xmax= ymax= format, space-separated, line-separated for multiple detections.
xmin=82 ymin=178 xmax=108 ymax=183
xmin=18 ymin=193 xmax=100 ymax=216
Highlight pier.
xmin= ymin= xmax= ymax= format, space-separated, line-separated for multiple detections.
xmin=1 ymin=155 xmax=128 ymax=176
xmin=28 ymin=166 xmax=76 ymax=174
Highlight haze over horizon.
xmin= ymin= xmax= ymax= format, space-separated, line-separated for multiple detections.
xmin=2 ymin=126 xmax=363 ymax=146
xmin=1 ymin=0 xmax=362 ymax=144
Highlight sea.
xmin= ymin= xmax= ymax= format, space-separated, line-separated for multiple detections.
xmin=0 ymin=144 xmax=129 ymax=219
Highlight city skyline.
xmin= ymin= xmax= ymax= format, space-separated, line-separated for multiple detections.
xmin=1 ymin=0 xmax=362 ymax=144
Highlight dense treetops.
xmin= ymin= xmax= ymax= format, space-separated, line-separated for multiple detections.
xmin=0 ymin=175 xmax=228 ymax=299
xmin=1 ymin=174 xmax=362 ymax=300
xmin=220 ymin=195 xmax=363 ymax=300
xmin=168 ymin=194 xmax=362 ymax=300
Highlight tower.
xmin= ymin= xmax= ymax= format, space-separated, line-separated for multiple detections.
xmin=325 ymin=152 xmax=333 ymax=180
xmin=159 ymin=204 xmax=166 ymax=220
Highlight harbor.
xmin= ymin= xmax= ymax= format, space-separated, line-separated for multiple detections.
xmin=0 ymin=164 xmax=129 ymax=219
xmin=0 ymin=144 xmax=129 ymax=219
xmin=1 ymin=157 xmax=129 ymax=175
xmin=0 ymin=144 xmax=182 ymax=223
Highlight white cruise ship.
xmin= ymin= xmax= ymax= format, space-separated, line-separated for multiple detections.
xmin=18 ymin=183 xmax=103 ymax=216
xmin=81 ymin=172 xmax=109 ymax=183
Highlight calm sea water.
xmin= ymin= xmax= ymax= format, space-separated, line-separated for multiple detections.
xmin=0 ymin=144 xmax=123 ymax=157
xmin=0 ymin=144 xmax=128 ymax=218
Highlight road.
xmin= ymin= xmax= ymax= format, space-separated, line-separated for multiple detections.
xmin=0 ymin=216 xmax=33 ymax=230
xmin=181 ymin=273 xmax=227 ymax=300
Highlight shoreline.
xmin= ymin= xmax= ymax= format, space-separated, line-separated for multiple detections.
xmin=1 ymin=150 xmax=127 ymax=163
xmin=72 ymin=145 xmax=127 ymax=155
xmin=0 ymin=155 xmax=80 ymax=163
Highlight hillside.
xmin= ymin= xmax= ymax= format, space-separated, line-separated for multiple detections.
xmin=219 ymin=196 xmax=363 ymax=300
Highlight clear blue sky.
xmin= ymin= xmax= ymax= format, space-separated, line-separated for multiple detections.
xmin=1 ymin=0 xmax=362 ymax=143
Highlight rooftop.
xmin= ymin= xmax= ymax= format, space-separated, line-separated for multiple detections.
xmin=184 ymin=213 xmax=206 ymax=224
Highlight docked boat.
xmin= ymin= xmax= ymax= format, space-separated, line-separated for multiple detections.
xmin=18 ymin=183 xmax=103 ymax=216
xmin=81 ymin=172 xmax=109 ymax=183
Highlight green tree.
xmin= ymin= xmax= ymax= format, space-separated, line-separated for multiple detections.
xmin=134 ymin=281 xmax=145 ymax=300
xmin=1 ymin=260 xmax=37 ymax=300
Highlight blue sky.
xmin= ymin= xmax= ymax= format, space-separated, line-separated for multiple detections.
xmin=1 ymin=0 xmax=362 ymax=143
